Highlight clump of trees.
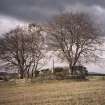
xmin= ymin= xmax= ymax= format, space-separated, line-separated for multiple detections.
xmin=47 ymin=12 xmax=103 ymax=75
xmin=0 ymin=12 xmax=104 ymax=80
xmin=53 ymin=67 xmax=69 ymax=80
xmin=0 ymin=24 xmax=45 ymax=79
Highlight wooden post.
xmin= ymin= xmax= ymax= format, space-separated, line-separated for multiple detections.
xmin=52 ymin=58 xmax=54 ymax=73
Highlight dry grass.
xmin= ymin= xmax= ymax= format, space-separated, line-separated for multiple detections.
xmin=0 ymin=79 xmax=105 ymax=105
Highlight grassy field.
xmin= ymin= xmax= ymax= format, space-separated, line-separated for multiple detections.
xmin=0 ymin=79 xmax=105 ymax=105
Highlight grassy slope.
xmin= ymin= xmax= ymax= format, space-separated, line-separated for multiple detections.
xmin=0 ymin=80 xmax=105 ymax=105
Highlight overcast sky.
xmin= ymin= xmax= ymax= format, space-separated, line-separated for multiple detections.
xmin=0 ymin=0 xmax=105 ymax=73
xmin=0 ymin=0 xmax=105 ymax=33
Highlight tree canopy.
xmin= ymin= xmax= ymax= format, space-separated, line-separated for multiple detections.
xmin=47 ymin=13 xmax=103 ymax=74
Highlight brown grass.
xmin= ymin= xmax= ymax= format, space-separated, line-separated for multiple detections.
xmin=0 ymin=79 xmax=105 ymax=105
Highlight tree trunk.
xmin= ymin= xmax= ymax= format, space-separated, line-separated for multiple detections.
xmin=34 ymin=69 xmax=37 ymax=77
xmin=19 ymin=68 xmax=24 ymax=79
xmin=31 ymin=70 xmax=34 ymax=78
xmin=27 ymin=69 xmax=30 ymax=78
xmin=71 ymin=68 xmax=73 ymax=75
xmin=69 ymin=63 xmax=73 ymax=75
xmin=20 ymin=71 xmax=24 ymax=79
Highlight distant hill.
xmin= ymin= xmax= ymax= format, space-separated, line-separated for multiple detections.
xmin=88 ymin=72 xmax=105 ymax=76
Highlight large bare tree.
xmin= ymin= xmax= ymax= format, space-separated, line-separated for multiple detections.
xmin=47 ymin=12 xmax=103 ymax=75
xmin=0 ymin=24 xmax=45 ymax=79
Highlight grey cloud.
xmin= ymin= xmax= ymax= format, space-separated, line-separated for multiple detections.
xmin=0 ymin=0 xmax=105 ymax=22
xmin=0 ymin=0 xmax=63 ymax=22
xmin=0 ymin=15 xmax=25 ymax=35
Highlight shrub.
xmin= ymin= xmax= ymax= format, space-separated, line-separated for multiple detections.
xmin=53 ymin=67 xmax=69 ymax=80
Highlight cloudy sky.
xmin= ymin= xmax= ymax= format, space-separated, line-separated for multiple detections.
xmin=0 ymin=0 xmax=105 ymax=33
xmin=0 ymin=0 xmax=105 ymax=73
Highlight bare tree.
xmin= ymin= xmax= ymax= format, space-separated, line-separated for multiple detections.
xmin=0 ymin=24 xmax=45 ymax=79
xmin=27 ymin=24 xmax=46 ymax=78
xmin=47 ymin=12 xmax=103 ymax=75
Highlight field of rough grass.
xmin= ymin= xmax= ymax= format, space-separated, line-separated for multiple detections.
xmin=0 ymin=79 xmax=105 ymax=105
